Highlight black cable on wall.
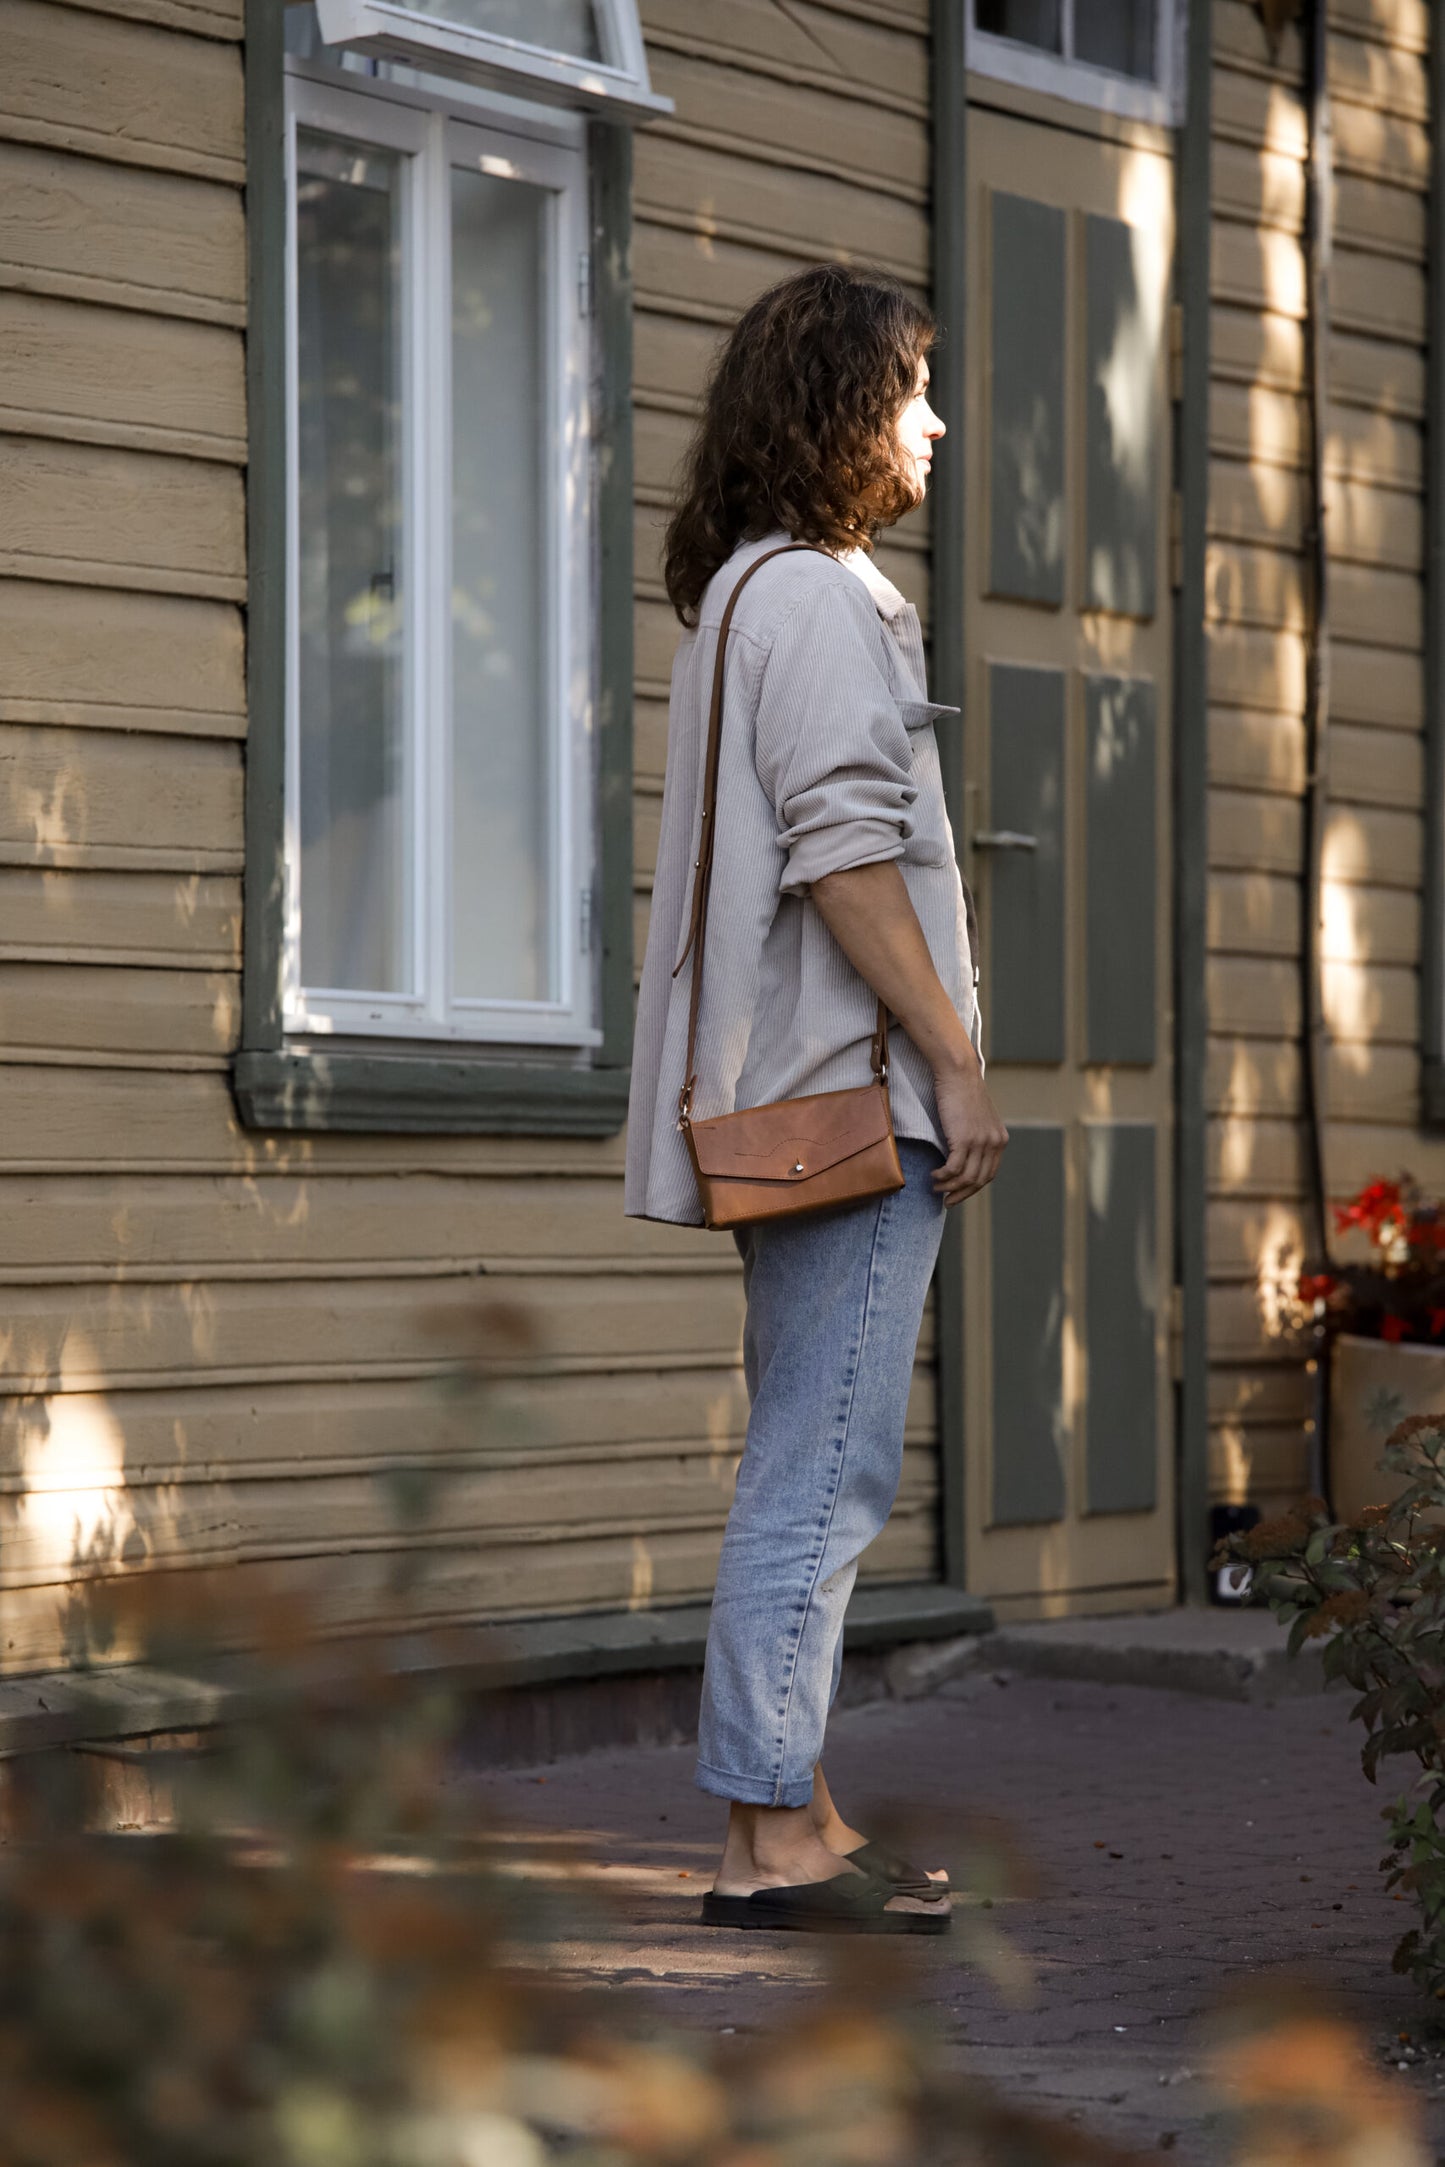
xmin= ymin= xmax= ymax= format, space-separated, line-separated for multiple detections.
xmin=1299 ymin=0 xmax=1335 ymax=1502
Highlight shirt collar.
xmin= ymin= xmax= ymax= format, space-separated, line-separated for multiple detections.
xmin=837 ymin=545 xmax=910 ymax=621
xmin=747 ymin=529 xmax=911 ymax=622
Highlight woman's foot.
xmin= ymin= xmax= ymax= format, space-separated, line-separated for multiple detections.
xmin=809 ymin=1763 xmax=950 ymax=1891
xmin=712 ymin=1802 xmax=943 ymax=1917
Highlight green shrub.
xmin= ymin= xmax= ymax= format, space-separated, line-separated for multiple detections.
xmin=1219 ymin=1415 xmax=1445 ymax=1998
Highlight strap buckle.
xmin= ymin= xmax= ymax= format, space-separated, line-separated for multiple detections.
xmin=677 ymin=1079 xmax=695 ymax=1125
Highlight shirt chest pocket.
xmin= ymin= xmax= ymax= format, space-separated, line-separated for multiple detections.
xmin=896 ymin=700 xmax=959 ymax=868
xmin=897 ymin=698 xmax=959 ymax=734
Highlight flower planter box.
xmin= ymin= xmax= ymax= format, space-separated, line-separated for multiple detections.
xmin=1330 ymin=1332 xmax=1445 ymax=1521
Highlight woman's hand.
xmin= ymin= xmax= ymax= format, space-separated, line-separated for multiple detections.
xmin=809 ymin=861 xmax=1007 ymax=1208
xmin=931 ymin=1055 xmax=1008 ymax=1207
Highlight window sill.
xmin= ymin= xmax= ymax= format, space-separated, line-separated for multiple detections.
xmin=233 ymin=1047 xmax=630 ymax=1135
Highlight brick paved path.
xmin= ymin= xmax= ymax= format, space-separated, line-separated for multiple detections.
xmin=462 ymin=1668 xmax=1445 ymax=2161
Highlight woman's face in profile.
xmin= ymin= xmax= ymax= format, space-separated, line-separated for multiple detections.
xmin=896 ymin=358 xmax=945 ymax=498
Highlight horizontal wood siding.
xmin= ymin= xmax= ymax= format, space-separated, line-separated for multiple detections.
xmin=1205 ymin=0 xmax=1442 ymax=1513
xmin=0 ymin=0 xmax=940 ymax=1673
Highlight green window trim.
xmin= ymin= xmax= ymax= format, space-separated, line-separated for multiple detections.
xmin=1170 ymin=0 xmax=1212 ymax=1601
xmin=928 ymin=0 xmax=968 ymax=1591
xmin=233 ymin=1047 xmax=631 ymax=1135
xmin=1423 ymin=8 xmax=1445 ymax=1126
xmin=238 ymin=0 xmax=634 ymax=1136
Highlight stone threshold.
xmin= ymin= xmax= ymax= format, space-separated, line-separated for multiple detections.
xmin=0 ymin=1583 xmax=995 ymax=1762
xmin=964 ymin=1606 xmax=1330 ymax=1704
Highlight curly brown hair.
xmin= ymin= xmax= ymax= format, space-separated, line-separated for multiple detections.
xmin=662 ymin=264 xmax=935 ymax=626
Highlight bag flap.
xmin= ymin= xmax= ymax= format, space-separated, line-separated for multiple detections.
xmin=688 ymin=1085 xmax=892 ymax=1183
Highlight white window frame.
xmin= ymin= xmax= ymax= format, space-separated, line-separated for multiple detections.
xmin=282 ymin=66 xmax=600 ymax=1049
xmin=967 ymin=0 xmax=1184 ymax=127
xmin=311 ymin=0 xmax=670 ymax=121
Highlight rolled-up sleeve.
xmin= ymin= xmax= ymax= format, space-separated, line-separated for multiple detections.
xmin=753 ymin=578 xmax=917 ymax=896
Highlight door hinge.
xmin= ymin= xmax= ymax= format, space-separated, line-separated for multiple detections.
xmin=1168 ymin=1284 xmax=1186 ymax=1384
xmin=578 ymin=249 xmax=593 ymax=317
xmin=580 ymin=884 xmax=596 ymax=956
xmin=1168 ymin=299 xmax=1185 ymax=405
xmin=1169 ymin=489 xmax=1185 ymax=592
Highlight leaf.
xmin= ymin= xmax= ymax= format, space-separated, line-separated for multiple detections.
xmin=1366 ymin=1385 xmax=1409 ymax=1437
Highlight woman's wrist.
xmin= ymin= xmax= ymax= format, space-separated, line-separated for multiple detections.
xmin=929 ymin=1036 xmax=981 ymax=1086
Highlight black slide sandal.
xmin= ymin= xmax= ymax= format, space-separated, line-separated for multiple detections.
xmin=847 ymin=1838 xmax=950 ymax=1900
xmin=700 ymin=1876 xmax=950 ymax=1935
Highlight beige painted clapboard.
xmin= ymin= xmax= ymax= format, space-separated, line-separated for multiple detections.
xmin=958 ymin=99 xmax=1176 ymax=1616
xmin=1203 ymin=0 xmax=1442 ymax=1517
xmin=0 ymin=0 xmax=945 ymax=1667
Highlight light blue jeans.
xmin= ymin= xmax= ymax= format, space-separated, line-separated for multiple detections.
xmin=696 ymin=1140 xmax=946 ymax=1808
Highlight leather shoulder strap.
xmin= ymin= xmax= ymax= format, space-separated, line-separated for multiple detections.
xmin=673 ymin=543 xmax=888 ymax=1118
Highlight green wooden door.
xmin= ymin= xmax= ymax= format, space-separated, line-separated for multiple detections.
xmin=960 ymin=104 xmax=1176 ymax=1617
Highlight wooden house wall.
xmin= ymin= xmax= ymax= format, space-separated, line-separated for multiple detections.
xmin=0 ymin=0 xmax=941 ymax=1674
xmin=1204 ymin=0 xmax=1440 ymax=1514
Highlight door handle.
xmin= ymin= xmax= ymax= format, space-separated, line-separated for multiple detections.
xmin=972 ymin=829 xmax=1038 ymax=851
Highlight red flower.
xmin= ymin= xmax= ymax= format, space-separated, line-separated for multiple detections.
xmin=1335 ymin=1179 xmax=1403 ymax=1230
xmin=1381 ymin=1313 xmax=1410 ymax=1344
xmin=1334 ymin=1178 xmax=1414 ymax=1257
xmin=1297 ymin=1274 xmax=1338 ymax=1304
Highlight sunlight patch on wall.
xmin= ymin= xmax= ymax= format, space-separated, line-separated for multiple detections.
xmin=1216 ymin=1111 xmax=1261 ymax=1191
xmin=1212 ymin=1418 xmax=1251 ymax=1506
xmin=12 ymin=763 xmax=88 ymax=866
xmin=704 ymin=1374 xmax=745 ymax=1486
xmin=1254 ymin=226 xmax=1306 ymax=320
xmin=1254 ymin=1202 xmax=1305 ymax=1345
xmin=1083 ymin=152 xmax=1168 ymax=614
xmin=1320 ymin=816 xmax=1372 ymax=1066
xmin=1262 ymin=81 xmax=1307 ymax=163
xmin=1250 ymin=458 xmax=1295 ymax=535
xmin=18 ymin=1351 xmax=133 ymax=1580
xmin=626 ymin=1532 xmax=654 ymax=1612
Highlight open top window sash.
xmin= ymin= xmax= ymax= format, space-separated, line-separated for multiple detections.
xmin=311 ymin=0 xmax=672 ymax=120
xmin=282 ymin=72 xmax=600 ymax=1049
xmin=967 ymin=0 xmax=1181 ymax=125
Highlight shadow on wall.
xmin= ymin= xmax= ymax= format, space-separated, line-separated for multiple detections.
xmin=0 ymin=1284 xmax=755 ymax=1677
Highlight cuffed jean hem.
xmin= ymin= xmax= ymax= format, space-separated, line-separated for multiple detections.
xmin=694 ymin=1758 xmax=816 ymax=1810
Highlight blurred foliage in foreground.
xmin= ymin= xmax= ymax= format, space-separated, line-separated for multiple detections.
xmin=0 ymin=1304 xmax=1426 ymax=2166
xmin=0 ymin=1560 xmax=1138 ymax=2167
xmin=1220 ymin=1414 xmax=1445 ymax=2002
xmin=0 ymin=1582 xmax=1427 ymax=2167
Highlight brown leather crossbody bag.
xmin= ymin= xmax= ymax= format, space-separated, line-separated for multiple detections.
xmin=673 ymin=544 xmax=906 ymax=1233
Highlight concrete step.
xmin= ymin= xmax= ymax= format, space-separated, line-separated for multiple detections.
xmin=941 ymin=1605 xmax=1333 ymax=1704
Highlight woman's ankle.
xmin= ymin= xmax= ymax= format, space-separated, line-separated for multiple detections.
xmin=717 ymin=1802 xmax=851 ymax=1890
xmin=807 ymin=1771 xmax=864 ymax=1853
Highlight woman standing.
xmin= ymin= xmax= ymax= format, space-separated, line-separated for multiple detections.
xmin=625 ymin=265 xmax=1008 ymax=1933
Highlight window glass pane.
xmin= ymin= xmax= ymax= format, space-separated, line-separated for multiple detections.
xmin=1074 ymin=0 xmax=1156 ymax=80
xmin=974 ymin=0 xmax=1062 ymax=53
xmin=295 ymin=131 xmax=411 ymax=996
xmin=389 ymin=0 xmax=601 ymax=62
xmin=450 ymin=164 xmax=553 ymax=1004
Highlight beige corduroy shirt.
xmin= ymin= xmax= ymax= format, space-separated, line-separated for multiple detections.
xmin=624 ymin=530 xmax=982 ymax=1227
